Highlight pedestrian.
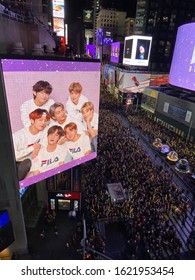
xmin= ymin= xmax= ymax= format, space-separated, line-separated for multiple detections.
xmin=40 ymin=229 xmax=46 ymax=239
xmin=54 ymin=226 xmax=58 ymax=237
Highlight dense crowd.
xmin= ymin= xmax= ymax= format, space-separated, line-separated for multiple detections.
xmin=126 ymin=110 xmax=195 ymax=172
xmin=81 ymin=98 xmax=191 ymax=259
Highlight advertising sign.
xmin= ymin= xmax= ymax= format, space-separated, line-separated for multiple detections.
xmin=118 ymin=71 xmax=151 ymax=93
xmin=110 ymin=42 xmax=120 ymax=63
xmin=123 ymin=35 xmax=152 ymax=66
xmin=53 ymin=17 xmax=64 ymax=37
xmin=52 ymin=0 xmax=65 ymax=19
xmin=1 ymin=58 xmax=101 ymax=189
xmin=169 ymin=22 xmax=195 ymax=92
xmin=86 ymin=44 xmax=96 ymax=58
xmin=83 ymin=10 xmax=93 ymax=23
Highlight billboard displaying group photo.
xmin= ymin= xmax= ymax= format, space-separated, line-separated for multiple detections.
xmin=1 ymin=58 xmax=101 ymax=189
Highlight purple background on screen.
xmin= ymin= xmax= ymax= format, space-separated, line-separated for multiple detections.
xmin=110 ymin=42 xmax=120 ymax=63
xmin=86 ymin=44 xmax=96 ymax=59
xmin=2 ymin=59 xmax=101 ymax=132
xmin=169 ymin=23 xmax=195 ymax=92
xmin=1 ymin=58 xmax=101 ymax=189
xmin=1 ymin=59 xmax=100 ymax=72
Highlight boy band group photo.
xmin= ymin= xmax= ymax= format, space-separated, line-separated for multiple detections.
xmin=13 ymin=80 xmax=99 ymax=181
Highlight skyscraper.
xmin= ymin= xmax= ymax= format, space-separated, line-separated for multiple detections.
xmin=134 ymin=0 xmax=195 ymax=71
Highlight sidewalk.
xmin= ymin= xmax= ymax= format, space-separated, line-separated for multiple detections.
xmin=25 ymin=211 xmax=83 ymax=260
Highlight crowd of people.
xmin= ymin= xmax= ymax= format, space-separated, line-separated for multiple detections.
xmin=125 ymin=110 xmax=195 ymax=172
xmin=80 ymin=93 xmax=194 ymax=259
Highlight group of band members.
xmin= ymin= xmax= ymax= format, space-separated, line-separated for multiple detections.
xmin=13 ymin=80 xmax=99 ymax=180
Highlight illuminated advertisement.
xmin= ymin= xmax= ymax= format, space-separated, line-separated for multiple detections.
xmin=150 ymin=74 xmax=169 ymax=86
xmin=96 ymin=28 xmax=103 ymax=45
xmin=83 ymin=10 xmax=93 ymax=23
xmin=96 ymin=28 xmax=113 ymax=45
xmin=85 ymin=29 xmax=93 ymax=38
xmin=53 ymin=17 xmax=64 ymax=37
xmin=123 ymin=35 xmax=152 ymax=66
xmin=103 ymin=29 xmax=113 ymax=45
xmin=1 ymin=59 xmax=101 ymax=189
xmin=110 ymin=42 xmax=120 ymax=63
xmin=118 ymin=71 xmax=151 ymax=93
xmin=169 ymin=22 xmax=195 ymax=92
xmin=86 ymin=44 xmax=96 ymax=58
xmin=52 ymin=0 xmax=65 ymax=19
xmin=141 ymin=87 xmax=159 ymax=113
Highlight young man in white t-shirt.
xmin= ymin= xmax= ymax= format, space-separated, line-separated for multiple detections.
xmin=65 ymin=82 xmax=88 ymax=122
xmin=13 ymin=108 xmax=51 ymax=180
xmin=81 ymin=101 xmax=99 ymax=152
xmin=49 ymin=102 xmax=85 ymax=134
xmin=20 ymin=80 xmax=54 ymax=128
xmin=63 ymin=122 xmax=91 ymax=160
xmin=31 ymin=125 xmax=69 ymax=175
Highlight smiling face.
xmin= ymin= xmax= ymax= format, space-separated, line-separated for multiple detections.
xmin=31 ymin=115 xmax=48 ymax=131
xmin=48 ymin=130 xmax=61 ymax=145
xmin=70 ymin=90 xmax=81 ymax=105
xmin=64 ymin=127 xmax=77 ymax=141
xmin=34 ymin=90 xmax=50 ymax=106
xmin=53 ymin=106 xmax=67 ymax=123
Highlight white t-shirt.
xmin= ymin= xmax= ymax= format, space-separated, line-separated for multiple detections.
xmin=64 ymin=133 xmax=91 ymax=160
xmin=20 ymin=98 xmax=55 ymax=128
xmin=13 ymin=127 xmax=46 ymax=161
xmin=65 ymin=94 xmax=88 ymax=122
xmin=31 ymin=144 xmax=67 ymax=173
xmin=82 ymin=112 xmax=99 ymax=131
xmin=49 ymin=114 xmax=85 ymax=134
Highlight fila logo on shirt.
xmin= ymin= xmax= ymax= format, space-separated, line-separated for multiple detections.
xmin=69 ymin=147 xmax=81 ymax=154
xmin=41 ymin=157 xmax=59 ymax=167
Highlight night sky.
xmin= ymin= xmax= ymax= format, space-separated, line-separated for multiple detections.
xmin=66 ymin=0 xmax=137 ymax=23
xmin=66 ymin=0 xmax=137 ymax=49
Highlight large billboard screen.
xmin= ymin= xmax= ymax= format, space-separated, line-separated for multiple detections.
xmin=118 ymin=71 xmax=151 ymax=93
xmin=110 ymin=42 xmax=120 ymax=63
xmin=52 ymin=0 xmax=65 ymax=19
xmin=1 ymin=59 xmax=101 ymax=189
xmin=83 ymin=10 xmax=93 ymax=23
xmin=169 ymin=23 xmax=195 ymax=92
xmin=53 ymin=17 xmax=64 ymax=37
xmin=123 ymin=35 xmax=152 ymax=66
xmin=86 ymin=44 xmax=96 ymax=59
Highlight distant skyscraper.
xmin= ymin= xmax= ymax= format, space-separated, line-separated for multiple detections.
xmin=134 ymin=0 xmax=195 ymax=72
xmin=93 ymin=0 xmax=101 ymax=44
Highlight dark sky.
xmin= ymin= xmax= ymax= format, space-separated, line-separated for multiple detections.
xmin=66 ymin=0 xmax=137 ymax=50
xmin=101 ymin=0 xmax=137 ymax=17
xmin=66 ymin=0 xmax=137 ymax=23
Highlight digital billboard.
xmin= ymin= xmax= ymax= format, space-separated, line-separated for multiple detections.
xmin=96 ymin=28 xmax=113 ymax=45
xmin=1 ymin=58 xmax=101 ymax=189
xmin=150 ymin=74 xmax=169 ymax=86
xmin=52 ymin=0 xmax=65 ymax=19
xmin=83 ymin=10 xmax=93 ymax=23
xmin=123 ymin=35 xmax=152 ymax=66
xmin=118 ymin=71 xmax=151 ymax=93
xmin=53 ymin=17 xmax=64 ymax=37
xmin=169 ymin=23 xmax=195 ymax=92
xmin=86 ymin=44 xmax=96 ymax=59
xmin=110 ymin=42 xmax=120 ymax=63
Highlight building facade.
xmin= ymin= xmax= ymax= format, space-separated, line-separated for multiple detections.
xmin=134 ymin=0 xmax=195 ymax=72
